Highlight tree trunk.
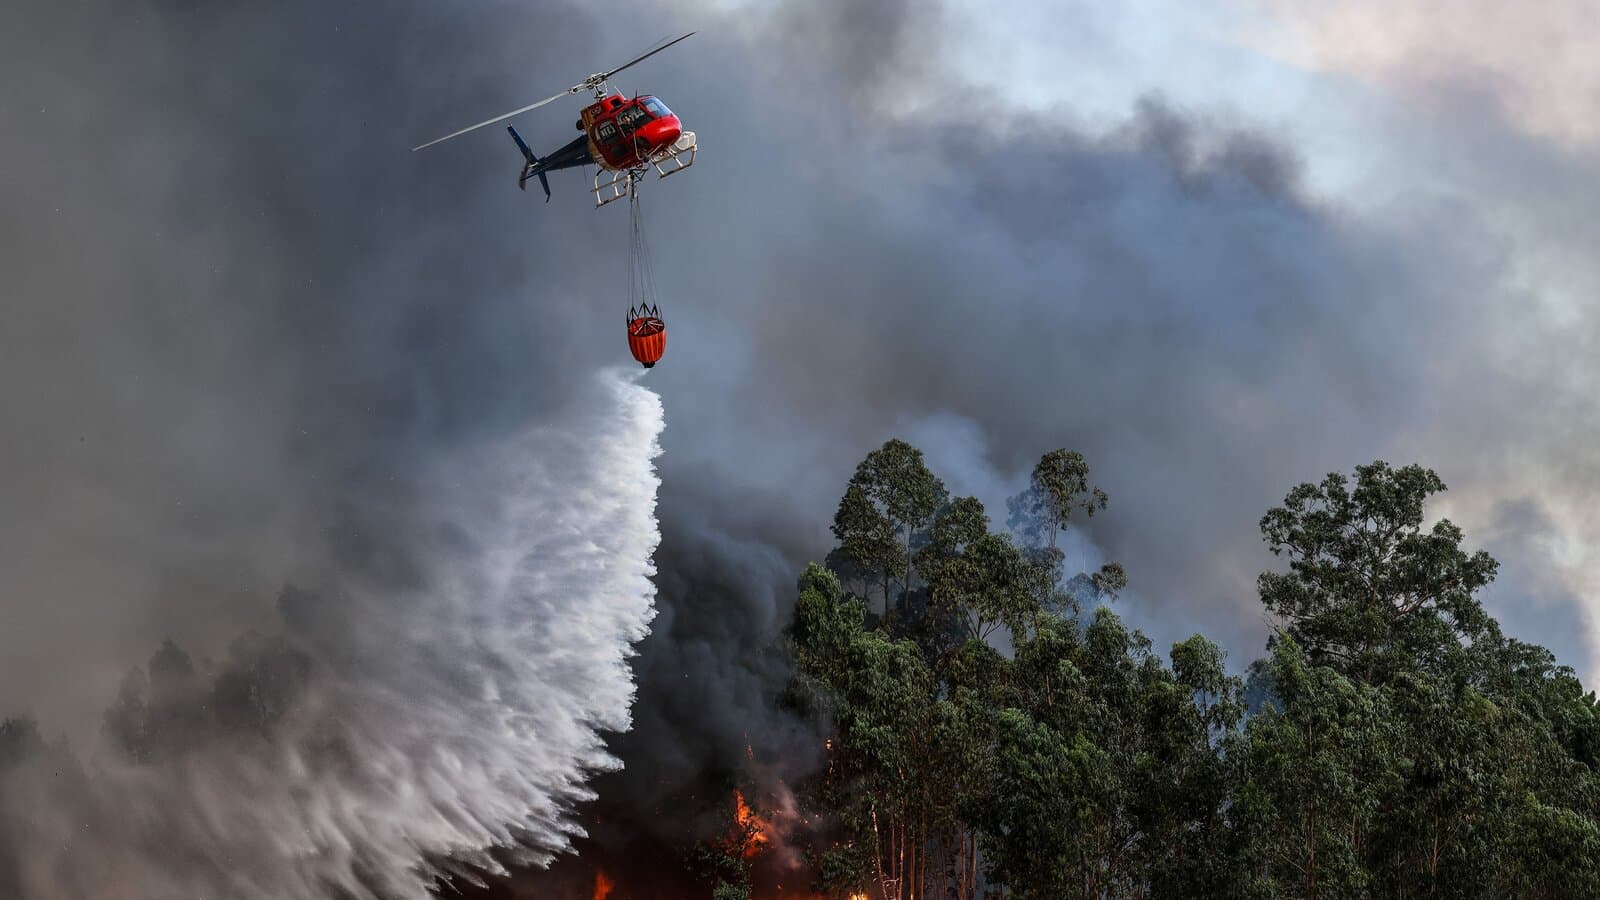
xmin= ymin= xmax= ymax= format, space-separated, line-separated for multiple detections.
xmin=921 ymin=823 xmax=929 ymax=900
xmin=1308 ymin=717 xmax=1318 ymax=900
xmin=904 ymin=524 xmax=914 ymax=613
xmin=909 ymin=822 xmax=918 ymax=900
xmin=872 ymin=807 xmax=892 ymax=900
xmin=958 ymin=830 xmax=969 ymax=900
xmin=883 ymin=573 xmax=893 ymax=631
xmin=1306 ymin=801 xmax=1318 ymax=900
xmin=909 ymin=822 xmax=917 ymax=900
xmin=897 ymin=818 xmax=907 ymax=900
xmin=889 ymin=817 xmax=898 ymax=899
xmin=942 ymin=830 xmax=960 ymax=900
xmin=1428 ymin=813 xmax=1441 ymax=896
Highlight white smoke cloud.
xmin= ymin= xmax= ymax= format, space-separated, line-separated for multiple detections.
xmin=0 ymin=368 xmax=664 ymax=899
xmin=1235 ymin=0 xmax=1600 ymax=149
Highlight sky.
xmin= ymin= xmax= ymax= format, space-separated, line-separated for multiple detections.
xmin=681 ymin=0 xmax=1600 ymax=672
xmin=2 ymin=0 xmax=1599 ymax=895
xmin=633 ymin=0 xmax=1600 ymax=672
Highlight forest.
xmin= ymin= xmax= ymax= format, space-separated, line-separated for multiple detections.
xmin=703 ymin=440 xmax=1600 ymax=899
xmin=5 ymin=439 xmax=1597 ymax=900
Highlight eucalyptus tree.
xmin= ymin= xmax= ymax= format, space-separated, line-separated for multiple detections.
xmin=831 ymin=439 xmax=947 ymax=630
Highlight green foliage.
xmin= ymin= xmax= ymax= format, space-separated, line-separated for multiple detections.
xmin=830 ymin=439 xmax=948 ymax=627
xmin=1231 ymin=637 xmax=1393 ymax=897
xmin=1008 ymin=449 xmax=1108 ymax=551
xmin=918 ymin=497 xmax=1049 ymax=642
xmin=1090 ymin=561 xmax=1128 ymax=600
xmin=814 ymin=842 xmax=874 ymax=898
xmin=832 ymin=483 xmax=904 ymax=603
xmin=1007 ymin=449 xmax=1127 ymax=620
xmin=1258 ymin=461 xmax=1498 ymax=683
xmin=784 ymin=449 xmax=1600 ymax=899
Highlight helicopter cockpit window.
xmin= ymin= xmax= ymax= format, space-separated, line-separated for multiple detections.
xmin=596 ymin=121 xmax=619 ymax=143
xmin=642 ymin=97 xmax=671 ymax=118
xmin=617 ymin=106 xmax=648 ymax=131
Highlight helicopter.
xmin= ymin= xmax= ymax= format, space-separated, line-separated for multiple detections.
xmin=412 ymin=32 xmax=698 ymax=207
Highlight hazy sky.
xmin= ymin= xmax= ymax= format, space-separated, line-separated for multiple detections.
xmin=700 ymin=0 xmax=1600 ymax=672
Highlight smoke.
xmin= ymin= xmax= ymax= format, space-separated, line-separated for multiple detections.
xmin=0 ymin=370 xmax=663 ymax=899
xmin=1239 ymin=0 xmax=1600 ymax=149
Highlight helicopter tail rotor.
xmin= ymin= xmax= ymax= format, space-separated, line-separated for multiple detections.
xmin=508 ymin=126 xmax=552 ymax=201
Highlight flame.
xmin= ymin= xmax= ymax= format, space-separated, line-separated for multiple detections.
xmin=592 ymin=870 xmax=615 ymax=900
xmin=733 ymin=789 xmax=771 ymax=859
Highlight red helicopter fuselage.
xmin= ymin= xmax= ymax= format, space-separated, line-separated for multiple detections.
xmin=580 ymin=93 xmax=684 ymax=171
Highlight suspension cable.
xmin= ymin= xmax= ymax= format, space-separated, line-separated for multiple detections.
xmin=628 ymin=177 xmax=659 ymax=315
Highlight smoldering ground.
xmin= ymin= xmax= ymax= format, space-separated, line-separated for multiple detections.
xmin=3 ymin=0 xmax=1598 ymax=897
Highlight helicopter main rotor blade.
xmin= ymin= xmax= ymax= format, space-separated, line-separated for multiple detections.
xmin=411 ymin=88 xmax=576 ymax=152
xmin=602 ymin=31 xmax=694 ymax=82
xmin=410 ymin=31 xmax=693 ymax=152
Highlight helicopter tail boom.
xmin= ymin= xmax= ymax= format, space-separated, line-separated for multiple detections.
xmin=509 ymin=131 xmax=593 ymax=203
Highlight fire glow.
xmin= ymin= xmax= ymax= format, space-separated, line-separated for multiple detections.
xmin=733 ymin=789 xmax=774 ymax=859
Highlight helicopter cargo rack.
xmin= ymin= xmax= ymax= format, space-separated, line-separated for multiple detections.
xmin=591 ymin=132 xmax=697 ymax=208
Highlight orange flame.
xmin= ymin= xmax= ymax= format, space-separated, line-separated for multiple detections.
xmin=592 ymin=870 xmax=615 ymax=900
xmin=733 ymin=790 xmax=773 ymax=859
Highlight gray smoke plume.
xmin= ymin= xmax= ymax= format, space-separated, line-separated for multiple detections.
xmin=0 ymin=370 xmax=663 ymax=899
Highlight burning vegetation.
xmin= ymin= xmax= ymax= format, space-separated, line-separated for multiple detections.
xmin=690 ymin=785 xmax=817 ymax=899
xmin=733 ymin=791 xmax=771 ymax=859
xmin=471 ymin=442 xmax=1600 ymax=899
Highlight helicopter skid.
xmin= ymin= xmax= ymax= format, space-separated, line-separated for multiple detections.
xmin=593 ymin=167 xmax=635 ymax=207
xmin=651 ymin=131 xmax=696 ymax=179
xmin=591 ymin=132 xmax=697 ymax=207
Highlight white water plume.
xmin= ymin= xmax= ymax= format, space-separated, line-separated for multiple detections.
xmin=0 ymin=368 xmax=664 ymax=899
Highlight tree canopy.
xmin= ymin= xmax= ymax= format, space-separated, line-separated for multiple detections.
xmin=779 ymin=443 xmax=1600 ymax=899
